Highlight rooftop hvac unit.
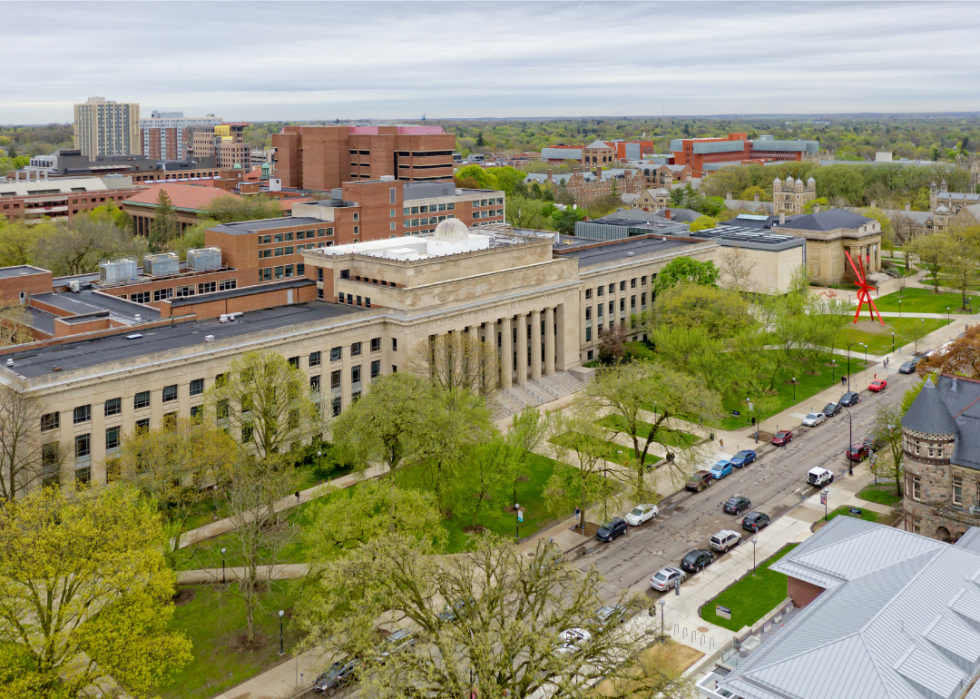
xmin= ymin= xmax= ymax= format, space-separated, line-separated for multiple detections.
xmin=187 ymin=247 xmax=221 ymax=272
xmin=99 ymin=258 xmax=138 ymax=285
xmin=143 ymin=252 xmax=179 ymax=277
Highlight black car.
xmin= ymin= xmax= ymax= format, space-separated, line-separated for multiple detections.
xmin=724 ymin=495 xmax=752 ymax=515
xmin=680 ymin=549 xmax=714 ymax=573
xmin=596 ymin=517 xmax=628 ymax=542
xmin=863 ymin=435 xmax=882 ymax=451
xmin=742 ymin=512 xmax=771 ymax=532
xmin=313 ymin=658 xmax=360 ymax=695
xmin=899 ymin=360 xmax=918 ymax=374
xmin=839 ymin=391 xmax=861 ymax=407
xmin=823 ymin=402 xmax=842 ymax=418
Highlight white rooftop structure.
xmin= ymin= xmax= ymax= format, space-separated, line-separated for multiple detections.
xmin=700 ymin=517 xmax=980 ymax=699
xmin=310 ymin=219 xmax=495 ymax=261
xmin=0 ymin=176 xmax=135 ymax=197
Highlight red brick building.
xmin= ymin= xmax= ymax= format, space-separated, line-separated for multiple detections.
xmin=272 ymin=125 xmax=455 ymax=191
xmin=669 ymin=133 xmax=818 ymax=177
xmin=0 ymin=176 xmax=145 ymax=224
xmin=121 ymin=182 xmax=244 ymax=236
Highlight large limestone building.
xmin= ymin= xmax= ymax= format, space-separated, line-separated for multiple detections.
xmin=772 ymin=209 xmax=882 ymax=285
xmin=901 ymin=374 xmax=980 ymax=543
xmin=771 ymin=175 xmax=816 ymax=216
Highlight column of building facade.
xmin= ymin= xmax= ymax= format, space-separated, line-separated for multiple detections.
xmin=544 ymin=306 xmax=556 ymax=375
xmin=555 ymin=304 xmax=567 ymax=371
xmin=530 ymin=310 xmax=542 ymax=379
xmin=500 ymin=316 xmax=513 ymax=388
xmin=516 ymin=312 xmax=528 ymax=385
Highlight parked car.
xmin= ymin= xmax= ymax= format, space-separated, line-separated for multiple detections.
xmin=846 ymin=443 xmax=870 ymax=461
xmin=823 ymin=402 xmax=842 ymax=418
xmin=899 ymin=360 xmax=919 ymax=374
xmin=864 ymin=435 xmax=882 ymax=451
xmin=650 ymin=566 xmax=687 ymax=591
xmin=439 ymin=598 xmax=475 ymax=624
xmin=536 ymin=543 xmax=564 ymax=573
xmin=839 ymin=391 xmax=861 ymax=407
xmin=313 ymin=658 xmax=360 ymax=695
xmin=771 ymin=430 xmax=793 ymax=446
xmin=710 ymin=460 xmax=733 ymax=480
xmin=555 ymin=627 xmax=592 ymax=655
xmin=730 ymin=450 xmax=757 ymax=468
xmin=686 ymin=470 xmax=714 ymax=492
xmin=709 ymin=529 xmax=742 ymax=553
xmin=724 ymin=495 xmax=752 ymax=515
xmin=624 ymin=504 xmax=659 ymax=526
xmin=742 ymin=512 xmax=771 ymax=532
xmin=680 ymin=549 xmax=715 ymax=573
xmin=807 ymin=466 xmax=834 ymax=487
xmin=869 ymin=379 xmax=888 ymax=392
xmin=590 ymin=605 xmax=626 ymax=632
xmin=376 ymin=629 xmax=416 ymax=662
xmin=596 ymin=517 xmax=628 ymax=542
xmin=802 ymin=412 xmax=826 ymax=427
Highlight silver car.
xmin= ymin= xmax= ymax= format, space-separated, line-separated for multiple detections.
xmin=650 ymin=566 xmax=686 ymax=591
xmin=802 ymin=412 xmax=826 ymax=427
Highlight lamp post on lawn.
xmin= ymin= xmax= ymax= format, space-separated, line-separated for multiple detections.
xmin=847 ymin=342 xmax=866 ymax=392
xmin=278 ymin=610 xmax=285 ymax=656
xmin=221 ymin=547 xmax=227 ymax=584
xmin=898 ymin=298 xmax=902 ymax=318
xmin=791 ymin=378 xmax=797 ymax=401
xmin=515 ymin=503 xmax=521 ymax=541
xmin=891 ymin=332 xmax=895 ymax=353
xmin=751 ymin=536 xmax=758 ymax=573
xmin=947 ymin=307 xmax=951 ymax=325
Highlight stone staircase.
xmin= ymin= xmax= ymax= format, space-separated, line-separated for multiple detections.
xmin=492 ymin=371 xmax=585 ymax=419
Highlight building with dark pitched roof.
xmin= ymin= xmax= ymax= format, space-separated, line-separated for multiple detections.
xmin=902 ymin=374 xmax=980 ymax=543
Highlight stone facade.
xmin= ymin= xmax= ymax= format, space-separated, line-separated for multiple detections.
xmin=772 ymin=176 xmax=816 ymax=216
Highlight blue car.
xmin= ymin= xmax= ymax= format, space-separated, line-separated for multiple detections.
xmin=710 ymin=460 xmax=733 ymax=480
xmin=730 ymin=450 xmax=757 ymax=468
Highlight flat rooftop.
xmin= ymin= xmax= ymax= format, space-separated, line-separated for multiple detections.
xmin=691 ymin=224 xmax=806 ymax=251
xmin=4 ymin=301 xmax=361 ymax=379
xmin=0 ymin=265 xmax=48 ymax=279
xmin=211 ymin=217 xmax=324 ymax=235
xmin=32 ymin=290 xmax=161 ymax=324
xmin=555 ymin=236 xmax=697 ymax=267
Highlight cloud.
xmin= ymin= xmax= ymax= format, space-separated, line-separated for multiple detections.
xmin=2 ymin=1 xmax=978 ymax=123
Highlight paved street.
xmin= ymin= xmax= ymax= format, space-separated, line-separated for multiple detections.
xmin=574 ymin=361 xmax=917 ymax=600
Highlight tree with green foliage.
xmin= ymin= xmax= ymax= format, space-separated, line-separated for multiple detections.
xmin=740 ymin=185 xmax=770 ymax=202
xmin=149 ymin=189 xmax=180 ymax=248
xmin=0 ymin=485 xmax=192 ymax=698
xmin=689 ymin=215 xmax=717 ymax=232
xmin=813 ymin=165 xmax=866 ymax=205
xmin=870 ymin=403 xmax=905 ymax=497
xmin=198 ymin=195 xmax=281 ymax=224
xmin=699 ymin=196 xmax=726 ymax=217
xmin=943 ymin=226 xmax=980 ymax=309
xmin=651 ymin=283 xmax=754 ymax=339
xmin=552 ymin=206 xmax=585 ymax=235
xmin=909 ymin=232 xmax=949 ymax=293
xmin=505 ymin=406 xmax=549 ymax=507
xmin=803 ymin=197 xmax=829 ymax=214
xmin=35 ymin=216 xmax=147 ymax=276
xmin=506 ymin=194 xmax=556 ymax=230
xmin=653 ymin=256 xmax=720 ymax=292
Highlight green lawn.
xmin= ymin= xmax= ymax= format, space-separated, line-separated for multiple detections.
xmin=597 ymin=414 xmax=700 ymax=449
xmin=700 ymin=544 xmax=798 ymax=632
xmin=550 ymin=431 xmax=660 ymax=467
xmin=832 ymin=317 xmax=949 ymax=355
xmin=824 ymin=505 xmax=880 ymax=524
xmin=159 ymin=579 xmax=309 ymax=699
xmin=718 ymin=351 xmax=866 ymax=431
xmin=874 ymin=287 xmax=978 ymax=314
xmin=855 ymin=483 xmax=902 ymax=508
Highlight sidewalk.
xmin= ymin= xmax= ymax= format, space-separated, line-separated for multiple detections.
xmin=177 ymin=563 xmax=309 ymax=585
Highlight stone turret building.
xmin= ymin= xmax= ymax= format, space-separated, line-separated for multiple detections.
xmin=772 ymin=175 xmax=816 ymax=216
xmin=901 ymin=374 xmax=980 ymax=542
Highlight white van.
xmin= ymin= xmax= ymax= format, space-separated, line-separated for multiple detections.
xmin=807 ymin=466 xmax=834 ymax=487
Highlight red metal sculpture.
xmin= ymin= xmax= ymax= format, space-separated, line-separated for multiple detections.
xmin=845 ymin=250 xmax=884 ymax=326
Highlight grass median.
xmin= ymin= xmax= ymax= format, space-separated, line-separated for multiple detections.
xmin=874 ymin=287 xmax=977 ymax=314
xmin=699 ymin=543 xmax=798 ymax=632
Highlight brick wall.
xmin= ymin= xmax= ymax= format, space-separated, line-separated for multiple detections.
xmin=787 ymin=576 xmax=825 ymax=608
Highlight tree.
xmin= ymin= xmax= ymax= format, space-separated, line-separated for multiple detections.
xmin=206 ymin=350 xmax=321 ymax=464
xmin=149 ymin=189 xmax=180 ymax=249
xmin=718 ymin=245 xmax=757 ymax=292
xmin=0 ymin=220 xmax=52 ymax=268
xmin=0 ymin=485 xmax=192 ymax=698
xmin=689 ymin=215 xmax=717 ymax=232
xmin=909 ymin=231 xmax=948 ymax=292
xmin=0 ymin=298 xmax=34 ymax=347
xmin=588 ymin=362 xmax=719 ymax=497
xmin=552 ymin=207 xmax=585 ymax=235
xmin=859 ymin=207 xmax=896 ymax=248
xmin=597 ymin=322 xmax=629 ymax=365
xmin=407 ymin=332 xmax=499 ymax=398
xmin=651 ymin=283 xmax=754 ymax=339
xmin=506 ymin=194 xmax=556 ymax=230
xmin=802 ymin=197 xmax=829 ymax=214
xmin=0 ymin=386 xmax=55 ymax=502
xmin=118 ymin=417 xmax=237 ymax=553
xmin=505 ymin=405 xmax=548 ymax=507
xmin=739 ymin=185 xmax=770 ymax=202
xmin=198 ymin=195 xmax=281 ymax=224
xmin=890 ymin=213 xmax=919 ymax=262
xmin=870 ymin=404 xmax=904 ymax=497
xmin=812 ymin=165 xmax=865 ymax=205
xmin=909 ymin=317 xmax=931 ymax=353
xmin=456 ymin=434 xmax=511 ymax=528
xmin=943 ymin=226 xmax=980 ymax=309
xmin=653 ymin=257 xmax=720 ymax=292
xmin=222 ymin=458 xmax=298 ymax=644
xmin=33 ymin=217 xmax=147 ymax=276
xmin=298 ymin=534 xmax=661 ymax=699
xmin=305 ymin=480 xmax=446 ymax=562
xmin=918 ymin=325 xmax=980 ymax=378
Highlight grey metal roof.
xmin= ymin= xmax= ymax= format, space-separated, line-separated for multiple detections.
xmin=211 ymin=217 xmax=324 ymax=235
xmin=902 ymin=376 xmax=959 ymax=437
xmin=775 ymin=209 xmax=874 ymax=232
xmin=585 ymin=139 xmax=609 ymax=149
xmin=714 ymin=517 xmax=980 ymax=699
xmin=933 ymin=375 xmax=980 ymax=470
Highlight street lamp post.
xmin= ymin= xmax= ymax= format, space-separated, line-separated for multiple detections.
xmin=846 ymin=342 xmax=865 ymax=392
xmin=221 ymin=547 xmax=227 ymax=584
xmin=898 ymin=298 xmax=902 ymax=318
xmin=947 ymin=307 xmax=951 ymax=325
xmin=891 ymin=332 xmax=895 ymax=353
xmin=751 ymin=536 xmax=758 ymax=573
xmin=791 ymin=378 xmax=797 ymax=401
xmin=515 ymin=503 xmax=520 ymax=541
xmin=659 ymin=599 xmax=666 ymax=638
xmin=843 ymin=405 xmax=854 ymax=475
xmin=278 ymin=610 xmax=285 ymax=656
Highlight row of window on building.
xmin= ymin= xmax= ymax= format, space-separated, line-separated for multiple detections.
xmin=258 ymin=264 xmax=306 ymax=282
xmin=258 ymin=228 xmax=331 ymax=244
xmin=125 ymin=279 xmax=238 ymax=304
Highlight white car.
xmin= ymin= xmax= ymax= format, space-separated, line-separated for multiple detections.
xmin=802 ymin=412 xmax=826 ymax=427
xmin=709 ymin=529 xmax=742 ymax=553
xmin=624 ymin=503 xmax=659 ymax=526
xmin=650 ymin=566 xmax=686 ymax=591
xmin=555 ymin=627 xmax=592 ymax=655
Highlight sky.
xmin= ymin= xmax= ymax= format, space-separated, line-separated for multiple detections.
xmin=3 ymin=1 xmax=980 ymax=124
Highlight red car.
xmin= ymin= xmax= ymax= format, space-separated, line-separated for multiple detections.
xmin=771 ymin=430 xmax=793 ymax=446
xmin=868 ymin=380 xmax=888 ymax=392
xmin=846 ymin=443 xmax=869 ymax=461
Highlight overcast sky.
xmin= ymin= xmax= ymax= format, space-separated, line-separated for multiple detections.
xmin=3 ymin=1 xmax=979 ymax=124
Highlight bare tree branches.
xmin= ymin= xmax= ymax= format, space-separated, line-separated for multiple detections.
xmin=0 ymin=386 xmax=55 ymax=502
xmin=407 ymin=332 xmax=499 ymax=398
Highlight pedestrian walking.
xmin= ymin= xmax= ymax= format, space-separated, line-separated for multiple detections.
xmin=575 ymin=506 xmax=581 ymax=519
xmin=295 ymin=491 xmax=300 ymax=502
xmin=720 ymin=438 xmax=724 ymax=449
xmin=841 ymin=376 xmax=847 ymax=387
